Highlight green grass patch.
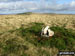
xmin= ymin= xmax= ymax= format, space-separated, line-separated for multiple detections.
xmin=0 ymin=22 xmax=75 ymax=55
xmin=18 ymin=22 xmax=75 ymax=50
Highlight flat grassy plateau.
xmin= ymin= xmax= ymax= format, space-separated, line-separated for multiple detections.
xmin=0 ymin=13 xmax=75 ymax=56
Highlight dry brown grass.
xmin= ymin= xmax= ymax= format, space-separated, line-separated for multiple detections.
xmin=0 ymin=14 xmax=75 ymax=33
xmin=0 ymin=14 xmax=75 ymax=56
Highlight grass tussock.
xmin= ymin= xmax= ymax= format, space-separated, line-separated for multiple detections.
xmin=0 ymin=22 xmax=75 ymax=56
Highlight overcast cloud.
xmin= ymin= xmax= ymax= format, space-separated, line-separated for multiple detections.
xmin=0 ymin=0 xmax=75 ymax=14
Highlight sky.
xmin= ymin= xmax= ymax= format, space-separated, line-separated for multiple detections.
xmin=0 ymin=0 xmax=75 ymax=14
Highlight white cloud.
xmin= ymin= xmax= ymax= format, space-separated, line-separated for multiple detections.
xmin=70 ymin=1 xmax=75 ymax=6
xmin=0 ymin=0 xmax=24 ymax=2
xmin=0 ymin=0 xmax=75 ymax=14
xmin=0 ymin=1 xmax=38 ymax=11
xmin=58 ymin=1 xmax=75 ymax=11
xmin=44 ymin=1 xmax=75 ymax=11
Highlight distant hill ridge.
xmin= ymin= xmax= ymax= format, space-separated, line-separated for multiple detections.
xmin=17 ymin=12 xmax=33 ymax=15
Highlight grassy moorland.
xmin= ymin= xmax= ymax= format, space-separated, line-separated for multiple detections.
xmin=0 ymin=13 xmax=75 ymax=56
